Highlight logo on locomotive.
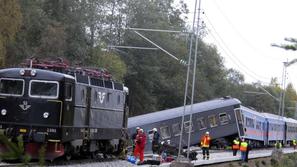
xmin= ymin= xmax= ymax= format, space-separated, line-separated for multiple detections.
xmin=19 ymin=100 xmax=31 ymax=111
xmin=97 ymin=92 xmax=106 ymax=104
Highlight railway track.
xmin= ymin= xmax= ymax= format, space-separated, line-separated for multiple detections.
xmin=1 ymin=147 xmax=296 ymax=167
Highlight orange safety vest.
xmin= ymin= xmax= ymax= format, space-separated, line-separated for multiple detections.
xmin=232 ymin=140 xmax=240 ymax=150
xmin=239 ymin=142 xmax=248 ymax=152
xmin=201 ymin=135 xmax=211 ymax=148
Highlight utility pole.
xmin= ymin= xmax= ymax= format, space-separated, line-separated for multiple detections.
xmin=177 ymin=0 xmax=202 ymax=162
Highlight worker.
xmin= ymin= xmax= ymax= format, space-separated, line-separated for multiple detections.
xmin=134 ymin=129 xmax=146 ymax=164
xmin=132 ymin=127 xmax=140 ymax=154
xmin=200 ymin=131 xmax=211 ymax=160
xmin=239 ymin=138 xmax=248 ymax=163
xmin=274 ymin=141 xmax=282 ymax=150
xmin=151 ymin=128 xmax=160 ymax=154
xmin=232 ymin=137 xmax=240 ymax=156
xmin=293 ymin=139 xmax=297 ymax=150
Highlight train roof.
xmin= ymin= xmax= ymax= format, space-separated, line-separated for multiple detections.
xmin=283 ymin=117 xmax=297 ymax=124
xmin=128 ymin=97 xmax=241 ymax=128
xmin=261 ymin=112 xmax=285 ymax=122
xmin=0 ymin=68 xmax=75 ymax=80
xmin=240 ymin=106 xmax=265 ymax=117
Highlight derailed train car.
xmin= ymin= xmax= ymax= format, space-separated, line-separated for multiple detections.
xmin=0 ymin=62 xmax=129 ymax=160
xmin=234 ymin=107 xmax=297 ymax=147
xmin=128 ymin=97 xmax=241 ymax=151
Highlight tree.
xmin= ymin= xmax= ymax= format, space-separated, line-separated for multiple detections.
xmin=284 ymin=83 xmax=297 ymax=117
xmin=272 ymin=37 xmax=297 ymax=51
xmin=0 ymin=0 xmax=22 ymax=66
xmin=93 ymin=47 xmax=127 ymax=82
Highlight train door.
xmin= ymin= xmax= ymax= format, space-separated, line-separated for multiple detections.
xmin=63 ymin=82 xmax=74 ymax=126
xmin=263 ymin=121 xmax=268 ymax=146
xmin=234 ymin=108 xmax=244 ymax=137
xmin=85 ymin=87 xmax=91 ymax=127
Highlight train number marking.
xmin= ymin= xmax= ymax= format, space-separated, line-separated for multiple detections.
xmin=19 ymin=101 xmax=31 ymax=111
xmin=97 ymin=92 xmax=106 ymax=104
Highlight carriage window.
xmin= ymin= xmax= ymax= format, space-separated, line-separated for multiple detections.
xmin=0 ymin=78 xmax=24 ymax=96
xmin=65 ymin=84 xmax=72 ymax=101
xmin=256 ymin=121 xmax=261 ymax=130
xmin=184 ymin=121 xmax=194 ymax=133
xmin=219 ymin=113 xmax=229 ymax=125
xmin=29 ymin=80 xmax=58 ymax=99
xmin=197 ymin=118 xmax=207 ymax=130
xmin=245 ymin=117 xmax=255 ymax=128
xmin=172 ymin=123 xmax=181 ymax=136
xmin=208 ymin=115 xmax=218 ymax=127
xmin=160 ymin=126 xmax=171 ymax=139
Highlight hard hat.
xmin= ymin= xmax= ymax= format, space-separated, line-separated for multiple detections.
xmin=153 ymin=128 xmax=157 ymax=132
xmin=206 ymin=131 xmax=209 ymax=135
xmin=136 ymin=127 xmax=140 ymax=130
xmin=139 ymin=129 xmax=144 ymax=132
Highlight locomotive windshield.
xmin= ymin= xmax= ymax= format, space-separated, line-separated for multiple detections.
xmin=0 ymin=78 xmax=24 ymax=96
xmin=29 ymin=80 xmax=59 ymax=99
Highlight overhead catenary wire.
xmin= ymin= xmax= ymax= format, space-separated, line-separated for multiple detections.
xmin=203 ymin=14 xmax=271 ymax=84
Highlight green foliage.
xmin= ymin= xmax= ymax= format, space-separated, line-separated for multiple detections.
xmin=0 ymin=0 xmax=22 ymax=66
xmin=2 ymin=0 xmax=297 ymax=116
xmin=0 ymin=134 xmax=31 ymax=164
xmin=272 ymin=38 xmax=297 ymax=51
xmin=93 ymin=48 xmax=127 ymax=82
xmin=38 ymin=144 xmax=46 ymax=167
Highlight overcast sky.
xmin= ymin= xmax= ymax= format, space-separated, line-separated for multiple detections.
xmin=186 ymin=0 xmax=297 ymax=89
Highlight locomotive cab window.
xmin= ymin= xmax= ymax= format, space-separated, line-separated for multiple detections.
xmin=29 ymin=80 xmax=59 ymax=99
xmin=0 ymin=78 xmax=24 ymax=96
xmin=65 ymin=84 xmax=73 ymax=101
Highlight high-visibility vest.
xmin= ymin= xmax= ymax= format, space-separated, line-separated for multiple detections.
xmin=233 ymin=140 xmax=240 ymax=150
xmin=201 ymin=135 xmax=211 ymax=148
xmin=275 ymin=142 xmax=282 ymax=149
xmin=239 ymin=142 xmax=248 ymax=152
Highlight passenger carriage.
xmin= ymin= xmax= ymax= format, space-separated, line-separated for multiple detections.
xmin=237 ymin=106 xmax=267 ymax=147
xmin=262 ymin=113 xmax=285 ymax=145
xmin=128 ymin=97 xmax=241 ymax=151
xmin=283 ymin=117 xmax=297 ymax=145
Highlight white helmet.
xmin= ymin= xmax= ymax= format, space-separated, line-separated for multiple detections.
xmin=153 ymin=128 xmax=157 ymax=132
xmin=206 ymin=131 xmax=209 ymax=135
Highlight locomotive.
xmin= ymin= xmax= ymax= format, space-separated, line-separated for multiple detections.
xmin=0 ymin=58 xmax=129 ymax=160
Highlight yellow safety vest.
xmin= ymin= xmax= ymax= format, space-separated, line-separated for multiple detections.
xmin=233 ymin=140 xmax=240 ymax=150
xmin=240 ymin=142 xmax=248 ymax=152
xmin=275 ymin=142 xmax=282 ymax=149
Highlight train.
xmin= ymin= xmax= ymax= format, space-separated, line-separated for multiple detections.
xmin=128 ymin=97 xmax=297 ymax=152
xmin=128 ymin=97 xmax=242 ymax=151
xmin=0 ymin=58 xmax=129 ymax=160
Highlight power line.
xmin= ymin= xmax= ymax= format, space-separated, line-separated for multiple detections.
xmin=203 ymin=14 xmax=271 ymax=84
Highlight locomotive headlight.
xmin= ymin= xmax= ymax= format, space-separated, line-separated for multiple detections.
xmin=30 ymin=69 xmax=36 ymax=76
xmin=1 ymin=109 xmax=7 ymax=116
xmin=19 ymin=69 xmax=25 ymax=75
xmin=43 ymin=112 xmax=49 ymax=118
